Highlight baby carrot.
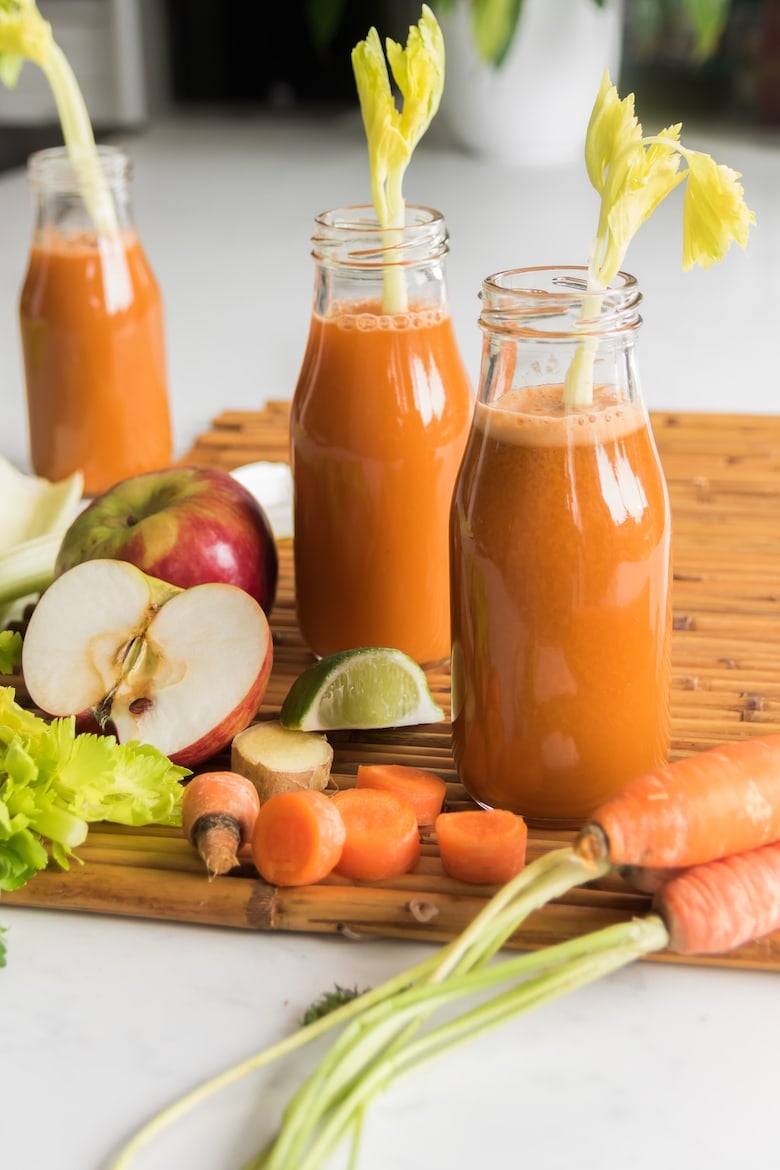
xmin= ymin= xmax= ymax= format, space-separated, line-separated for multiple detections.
xmin=355 ymin=763 xmax=447 ymax=826
xmin=330 ymin=787 xmax=420 ymax=882
xmin=251 ymin=789 xmax=346 ymax=887
xmin=181 ymin=771 xmax=261 ymax=879
xmin=654 ymin=839 xmax=780 ymax=955
xmin=436 ymin=809 xmax=528 ymax=885
xmin=575 ymin=734 xmax=780 ymax=869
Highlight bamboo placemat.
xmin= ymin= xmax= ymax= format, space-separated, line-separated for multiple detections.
xmin=6 ymin=402 xmax=780 ymax=972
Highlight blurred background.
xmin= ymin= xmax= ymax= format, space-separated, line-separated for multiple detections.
xmin=0 ymin=0 xmax=778 ymax=174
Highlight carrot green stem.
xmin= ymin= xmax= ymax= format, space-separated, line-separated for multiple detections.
xmin=253 ymin=849 xmax=605 ymax=1170
xmin=262 ymin=915 xmax=668 ymax=1170
xmin=107 ymin=848 xmax=592 ymax=1170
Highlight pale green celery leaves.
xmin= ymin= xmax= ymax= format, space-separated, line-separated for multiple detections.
xmin=681 ymin=151 xmax=755 ymax=271
xmin=0 ymin=0 xmax=51 ymax=86
xmin=585 ymin=71 xmax=756 ymax=288
xmin=352 ymin=27 xmax=404 ymax=230
xmin=0 ymin=632 xmax=22 ymax=674
xmin=595 ymin=128 xmax=685 ymax=288
xmin=352 ymin=5 xmax=444 ymax=314
xmin=0 ymin=687 xmax=187 ymax=893
xmin=565 ymin=69 xmax=756 ymax=406
xmin=352 ymin=4 xmax=444 ymax=229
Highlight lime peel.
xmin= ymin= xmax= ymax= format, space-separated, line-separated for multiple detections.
xmin=279 ymin=647 xmax=445 ymax=732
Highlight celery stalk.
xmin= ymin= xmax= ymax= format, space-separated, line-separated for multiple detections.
xmin=351 ymin=5 xmax=445 ymax=312
xmin=0 ymin=533 xmax=61 ymax=608
xmin=0 ymin=1 xmax=131 ymax=309
xmin=563 ymin=71 xmax=756 ymax=407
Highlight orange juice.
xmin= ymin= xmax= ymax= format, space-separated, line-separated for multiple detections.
xmin=20 ymin=228 xmax=171 ymax=496
xmin=291 ymin=300 xmax=473 ymax=664
xmin=450 ymin=385 xmax=672 ymax=825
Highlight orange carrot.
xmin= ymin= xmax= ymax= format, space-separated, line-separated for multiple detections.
xmin=251 ymin=789 xmax=346 ymax=887
xmin=355 ymin=763 xmax=447 ymax=826
xmin=330 ymin=788 xmax=420 ymax=882
xmin=575 ymin=734 xmax=780 ymax=869
xmin=181 ymin=770 xmax=261 ymax=879
xmin=618 ymin=865 xmax=685 ymax=895
xmin=436 ymin=809 xmax=528 ymax=885
xmin=654 ymin=839 xmax=780 ymax=955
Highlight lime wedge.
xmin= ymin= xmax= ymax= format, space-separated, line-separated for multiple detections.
xmin=280 ymin=647 xmax=445 ymax=731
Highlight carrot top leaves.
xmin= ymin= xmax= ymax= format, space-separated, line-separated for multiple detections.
xmin=301 ymin=984 xmax=366 ymax=1026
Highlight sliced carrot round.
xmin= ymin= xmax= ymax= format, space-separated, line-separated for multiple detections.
xmin=331 ymin=787 xmax=420 ymax=882
xmin=251 ymin=789 xmax=345 ymax=887
xmin=355 ymin=763 xmax=447 ymax=826
xmin=436 ymin=809 xmax=528 ymax=886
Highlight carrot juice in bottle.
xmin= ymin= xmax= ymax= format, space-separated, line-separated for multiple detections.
xmin=19 ymin=146 xmax=172 ymax=495
xmin=450 ymin=268 xmax=672 ymax=825
xmin=291 ymin=206 xmax=474 ymax=665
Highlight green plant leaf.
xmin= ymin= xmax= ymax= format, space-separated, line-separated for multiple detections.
xmin=303 ymin=0 xmax=345 ymax=53
xmin=0 ymin=632 xmax=22 ymax=674
xmin=681 ymin=0 xmax=730 ymax=61
xmin=471 ymin=0 xmax=523 ymax=67
xmin=0 ymin=686 xmax=187 ymax=893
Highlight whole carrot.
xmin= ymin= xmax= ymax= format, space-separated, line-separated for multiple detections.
xmin=576 ymin=734 xmax=780 ymax=869
xmin=181 ymin=771 xmax=261 ymax=879
xmin=654 ymin=839 xmax=780 ymax=955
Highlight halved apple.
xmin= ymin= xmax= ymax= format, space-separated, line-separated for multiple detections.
xmin=21 ymin=559 xmax=273 ymax=767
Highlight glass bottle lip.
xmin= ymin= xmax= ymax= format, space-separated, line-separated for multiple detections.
xmin=311 ymin=204 xmax=449 ymax=267
xmin=480 ymin=266 xmax=642 ymax=339
xmin=26 ymin=145 xmax=131 ymax=191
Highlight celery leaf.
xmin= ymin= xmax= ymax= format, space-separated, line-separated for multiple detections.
xmin=0 ymin=686 xmax=187 ymax=893
xmin=0 ymin=632 xmax=22 ymax=674
xmin=352 ymin=4 xmax=445 ymax=229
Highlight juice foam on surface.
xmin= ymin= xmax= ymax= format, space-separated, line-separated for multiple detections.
xmin=477 ymin=385 xmax=647 ymax=447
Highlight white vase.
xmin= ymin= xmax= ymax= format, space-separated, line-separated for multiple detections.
xmin=438 ymin=0 xmax=625 ymax=166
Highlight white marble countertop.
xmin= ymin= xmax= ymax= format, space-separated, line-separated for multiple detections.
xmin=1 ymin=108 xmax=780 ymax=1170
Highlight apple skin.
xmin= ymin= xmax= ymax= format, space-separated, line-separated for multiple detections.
xmin=55 ymin=465 xmax=279 ymax=615
xmin=166 ymin=657 xmax=272 ymax=768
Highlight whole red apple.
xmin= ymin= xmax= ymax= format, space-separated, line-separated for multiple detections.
xmin=55 ymin=465 xmax=279 ymax=614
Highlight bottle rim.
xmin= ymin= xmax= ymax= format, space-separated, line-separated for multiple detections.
xmin=480 ymin=266 xmax=642 ymax=338
xmin=26 ymin=145 xmax=131 ymax=191
xmin=311 ymin=204 xmax=449 ymax=267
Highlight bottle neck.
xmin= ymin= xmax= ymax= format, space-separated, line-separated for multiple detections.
xmin=27 ymin=145 xmax=134 ymax=240
xmin=477 ymin=266 xmax=643 ymax=411
xmin=310 ymin=205 xmax=451 ymax=318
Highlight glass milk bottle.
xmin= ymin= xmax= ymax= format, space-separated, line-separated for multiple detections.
xmin=290 ymin=205 xmax=474 ymax=666
xmin=450 ymin=267 xmax=672 ymax=826
xmin=19 ymin=145 xmax=172 ymax=496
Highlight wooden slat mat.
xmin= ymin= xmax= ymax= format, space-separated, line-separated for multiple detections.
xmin=6 ymin=403 xmax=780 ymax=972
